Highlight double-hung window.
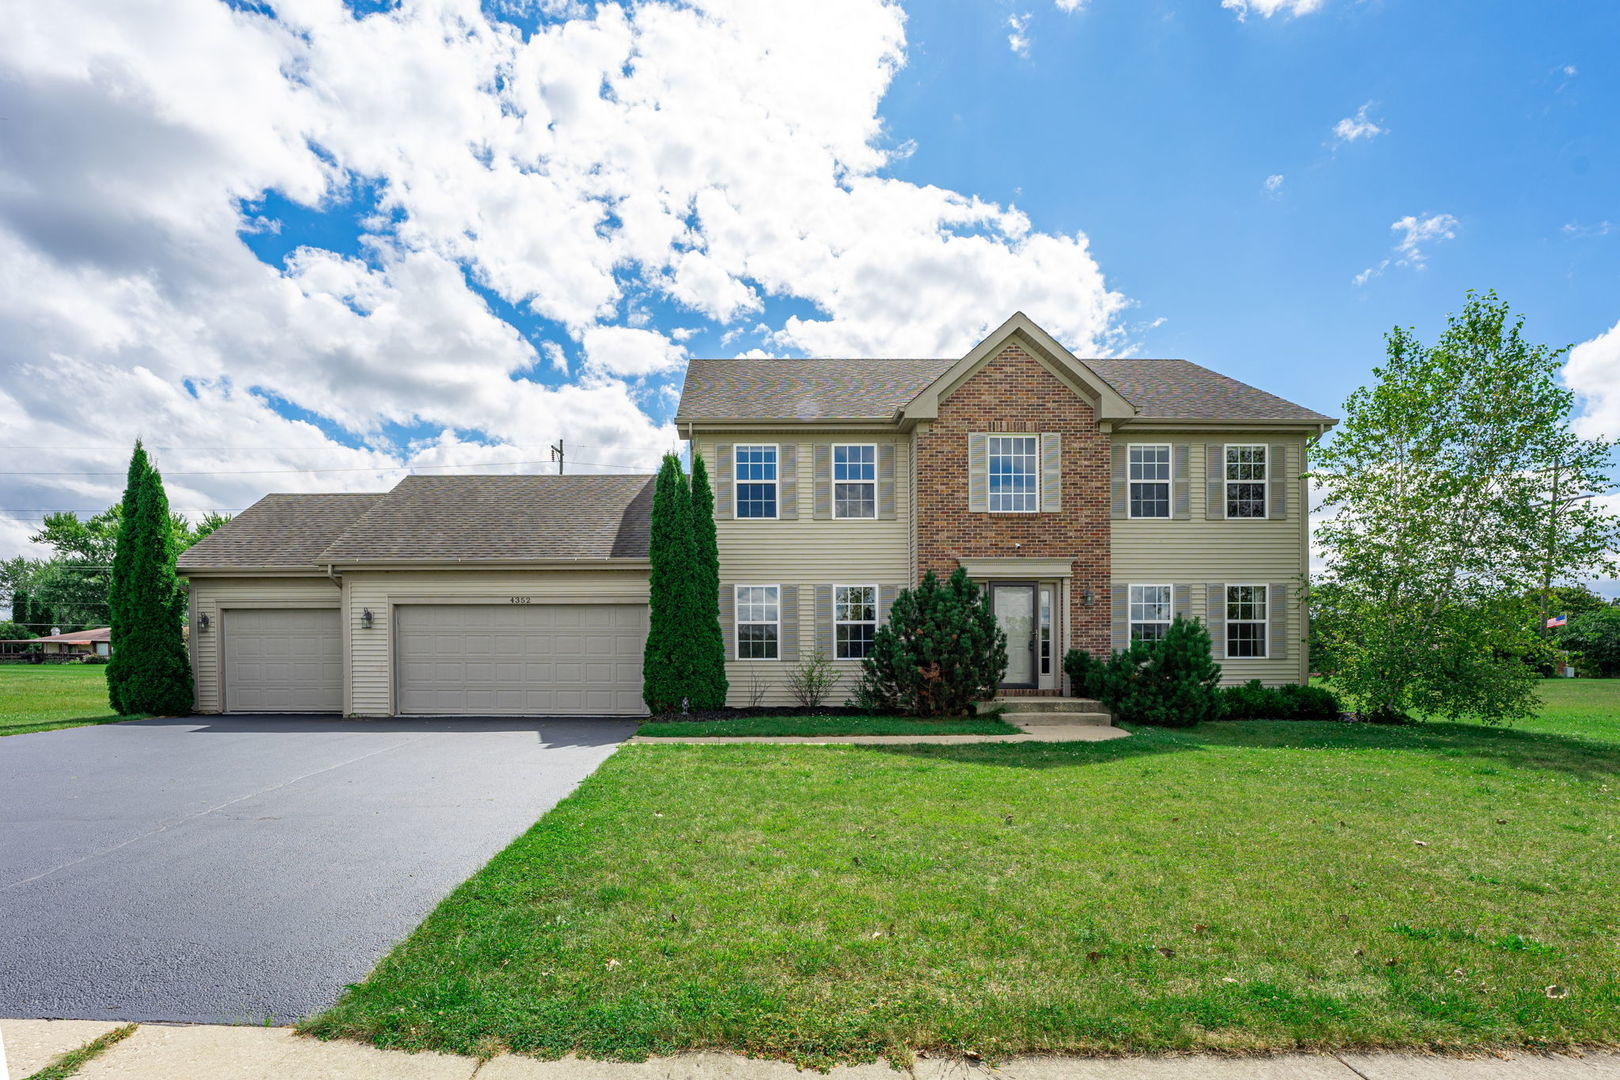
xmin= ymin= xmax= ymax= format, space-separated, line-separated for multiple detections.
xmin=1225 ymin=445 xmax=1267 ymax=518
xmin=1226 ymin=584 xmax=1268 ymax=658
xmin=988 ymin=435 xmax=1039 ymax=513
xmin=833 ymin=444 xmax=876 ymax=519
xmin=834 ymin=584 xmax=877 ymax=659
xmin=1129 ymin=584 xmax=1172 ymax=642
xmin=736 ymin=585 xmax=780 ymax=659
xmin=735 ymin=445 xmax=778 ymax=519
xmin=1129 ymin=444 xmax=1171 ymax=518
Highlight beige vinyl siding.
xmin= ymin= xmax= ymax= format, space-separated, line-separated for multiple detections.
xmin=185 ymin=575 xmax=342 ymax=713
xmin=694 ymin=429 xmax=912 ymax=706
xmin=341 ymin=568 xmax=649 ymax=717
xmin=1112 ymin=433 xmax=1312 ymax=685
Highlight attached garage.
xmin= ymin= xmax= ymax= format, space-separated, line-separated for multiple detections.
xmin=223 ymin=608 xmax=342 ymax=713
xmin=394 ymin=603 xmax=646 ymax=716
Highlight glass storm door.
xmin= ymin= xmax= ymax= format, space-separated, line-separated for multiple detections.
xmin=990 ymin=582 xmax=1038 ymax=689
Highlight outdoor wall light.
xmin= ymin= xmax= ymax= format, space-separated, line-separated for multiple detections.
xmin=361 ymin=608 xmax=375 ymax=629
xmin=198 ymin=613 xmax=210 ymax=631
xmin=1080 ymin=589 xmax=1094 ymax=608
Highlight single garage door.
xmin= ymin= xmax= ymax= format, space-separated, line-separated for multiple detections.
xmin=224 ymin=608 xmax=342 ymax=713
xmin=394 ymin=603 xmax=647 ymax=716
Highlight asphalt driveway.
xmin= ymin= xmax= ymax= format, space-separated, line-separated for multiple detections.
xmin=0 ymin=715 xmax=635 ymax=1024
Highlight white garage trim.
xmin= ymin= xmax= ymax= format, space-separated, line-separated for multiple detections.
xmin=393 ymin=603 xmax=647 ymax=716
xmin=222 ymin=608 xmax=343 ymax=714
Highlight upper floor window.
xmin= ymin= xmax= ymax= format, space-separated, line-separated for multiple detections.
xmin=1129 ymin=445 xmax=1171 ymax=518
xmin=1226 ymin=584 xmax=1268 ymax=658
xmin=1225 ymin=445 xmax=1267 ymax=519
xmin=988 ymin=435 xmax=1039 ymax=513
xmin=736 ymin=585 xmax=780 ymax=659
xmin=735 ymin=445 xmax=778 ymax=519
xmin=834 ymin=584 xmax=877 ymax=659
xmin=833 ymin=444 xmax=876 ymax=519
xmin=1129 ymin=584 xmax=1172 ymax=642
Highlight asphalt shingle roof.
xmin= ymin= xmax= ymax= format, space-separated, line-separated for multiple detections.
xmin=176 ymin=493 xmax=382 ymax=571
xmin=315 ymin=474 xmax=656 ymax=563
xmin=675 ymin=356 xmax=1332 ymax=423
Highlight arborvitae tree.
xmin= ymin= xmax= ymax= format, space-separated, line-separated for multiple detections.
xmin=853 ymin=568 xmax=1006 ymax=717
xmin=687 ymin=453 xmax=728 ymax=709
xmin=106 ymin=442 xmax=193 ymax=716
xmin=643 ymin=454 xmax=698 ymax=713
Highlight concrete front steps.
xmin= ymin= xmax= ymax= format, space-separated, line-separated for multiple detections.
xmin=995 ymin=696 xmax=1114 ymax=728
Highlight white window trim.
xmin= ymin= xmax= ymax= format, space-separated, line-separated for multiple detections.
xmin=1224 ymin=444 xmax=1268 ymax=521
xmin=1225 ymin=582 xmax=1269 ymax=659
xmin=733 ymin=443 xmax=780 ymax=520
xmin=735 ymin=583 xmax=781 ymax=661
xmin=833 ymin=583 xmax=879 ymax=660
xmin=831 ymin=443 xmax=878 ymax=520
xmin=987 ymin=433 xmax=1041 ymax=515
xmin=1129 ymin=582 xmax=1174 ymax=642
xmin=1126 ymin=443 xmax=1173 ymax=520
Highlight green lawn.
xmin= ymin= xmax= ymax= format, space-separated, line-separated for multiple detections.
xmin=637 ymin=713 xmax=1018 ymax=738
xmin=307 ymin=679 xmax=1620 ymax=1065
xmin=0 ymin=664 xmax=142 ymax=735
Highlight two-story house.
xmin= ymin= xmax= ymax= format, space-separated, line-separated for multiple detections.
xmin=177 ymin=313 xmax=1333 ymax=716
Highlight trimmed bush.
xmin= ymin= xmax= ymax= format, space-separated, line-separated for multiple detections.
xmin=852 ymin=568 xmax=1006 ymax=717
xmin=1217 ymin=679 xmax=1342 ymax=720
xmin=106 ymin=441 xmax=193 ymax=716
xmin=1092 ymin=616 xmax=1221 ymax=727
xmin=1062 ymin=647 xmax=1106 ymax=699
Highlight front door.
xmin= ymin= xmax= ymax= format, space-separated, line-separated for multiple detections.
xmin=989 ymin=581 xmax=1038 ymax=689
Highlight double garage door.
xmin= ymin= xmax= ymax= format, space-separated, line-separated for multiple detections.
xmin=395 ymin=604 xmax=646 ymax=716
xmin=222 ymin=604 xmax=646 ymax=716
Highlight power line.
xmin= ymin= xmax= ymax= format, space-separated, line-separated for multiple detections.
xmin=4 ymin=457 xmax=658 ymax=478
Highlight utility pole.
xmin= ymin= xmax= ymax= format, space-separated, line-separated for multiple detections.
xmin=550 ymin=438 xmax=564 ymax=475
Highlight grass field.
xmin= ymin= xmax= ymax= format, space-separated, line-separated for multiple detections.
xmin=637 ymin=713 xmax=1018 ymax=737
xmin=0 ymin=664 xmax=142 ymax=735
xmin=306 ymin=679 xmax=1620 ymax=1065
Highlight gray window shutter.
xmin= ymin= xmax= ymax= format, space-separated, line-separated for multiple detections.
xmin=719 ymin=583 xmax=735 ymax=660
xmin=1267 ymin=443 xmax=1288 ymax=520
xmin=877 ymin=444 xmax=896 ymax=520
xmin=1173 ymin=444 xmax=1190 ymax=519
xmin=1110 ymin=443 xmax=1127 ymax=519
xmin=1173 ymin=583 xmax=1190 ymax=620
xmin=779 ymin=444 xmax=799 ymax=520
xmin=1268 ymin=583 xmax=1289 ymax=660
xmin=815 ymin=585 xmax=834 ymax=659
xmin=715 ymin=445 xmax=733 ymax=520
xmin=1110 ymin=583 xmax=1128 ymax=654
xmin=879 ymin=584 xmax=900 ymax=624
xmin=779 ymin=585 xmax=799 ymax=663
xmin=1040 ymin=433 xmax=1062 ymax=512
xmin=1205 ymin=444 xmax=1225 ymax=520
xmin=813 ymin=444 xmax=831 ymax=520
xmin=967 ymin=433 xmax=988 ymax=512
xmin=1206 ymin=584 xmax=1226 ymax=660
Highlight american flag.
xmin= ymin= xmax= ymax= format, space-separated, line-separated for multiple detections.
xmin=1546 ymin=615 xmax=1567 ymax=628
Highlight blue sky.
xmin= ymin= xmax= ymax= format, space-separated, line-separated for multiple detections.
xmin=0 ymin=0 xmax=1616 ymax=588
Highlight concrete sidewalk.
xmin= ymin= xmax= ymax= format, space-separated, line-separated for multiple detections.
xmin=6 ymin=1021 xmax=1618 ymax=1080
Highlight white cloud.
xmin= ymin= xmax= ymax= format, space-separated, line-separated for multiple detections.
xmin=1566 ymin=317 xmax=1620 ymax=440
xmin=0 ymin=0 xmax=1127 ymax=556
xmin=1333 ymin=103 xmax=1385 ymax=143
xmin=1222 ymin=0 xmax=1326 ymax=20
xmin=1054 ymin=0 xmax=1087 ymax=11
xmin=1355 ymin=212 xmax=1459 ymax=285
xmin=1562 ymin=221 xmax=1613 ymax=239
xmin=1007 ymin=13 xmax=1032 ymax=56
xmin=1264 ymin=173 xmax=1285 ymax=194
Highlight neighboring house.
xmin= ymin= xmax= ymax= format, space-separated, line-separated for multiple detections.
xmin=177 ymin=312 xmax=1333 ymax=716
xmin=0 ymin=627 xmax=112 ymax=658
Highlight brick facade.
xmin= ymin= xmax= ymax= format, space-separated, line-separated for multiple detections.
xmin=914 ymin=344 xmax=1112 ymax=681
